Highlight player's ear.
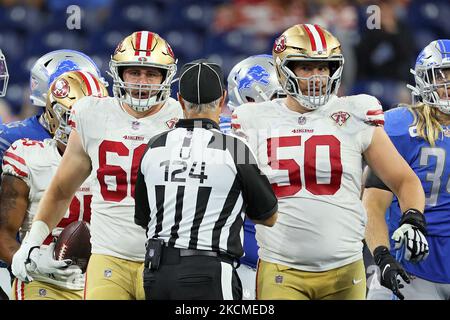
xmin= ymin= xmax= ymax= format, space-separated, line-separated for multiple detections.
xmin=219 ymin=90 xmax=227 ymax=108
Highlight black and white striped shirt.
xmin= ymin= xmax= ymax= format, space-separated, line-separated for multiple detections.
xmin=135 ymin=118 xmax=277 ymax=258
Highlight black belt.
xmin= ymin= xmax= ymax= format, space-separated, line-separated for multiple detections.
xmin=179 ymin=248 xmax=219 ymax=258
xmin=163 ymin=246 xmax=240 ymax=267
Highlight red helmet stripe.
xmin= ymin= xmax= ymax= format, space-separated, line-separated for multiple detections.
xmin=314 ymin=24 xmax=327 ymax=51
xmin=135 ymin=31 xmax=142 ymax=56
xmin=76 ymin=71 xmax=92 ymax=95
xmin=303 ymin=24 xmax=317 ymax=51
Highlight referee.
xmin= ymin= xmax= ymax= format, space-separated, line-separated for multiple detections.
xmin=134 ymin=59 xmax=278 ymax=300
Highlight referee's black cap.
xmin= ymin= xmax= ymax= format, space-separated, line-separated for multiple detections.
xmin=179 ymin=59 xmax=225 ymax=104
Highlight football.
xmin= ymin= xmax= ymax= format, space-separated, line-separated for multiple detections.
xmin=54 ymin=221 xmax=91 ymax=273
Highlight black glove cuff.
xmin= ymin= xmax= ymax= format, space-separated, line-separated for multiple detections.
xmin=400 ymin=209 xmax=427 ymax=235
xmin=373 ymin=245 xmax=390 ymax=266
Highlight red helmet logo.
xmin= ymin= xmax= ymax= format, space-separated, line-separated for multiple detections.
xmin=51 ymin=78 xmax=69 ymax=98
xmin=273 ymin=35 xmax=287 ymax=53
xmin=114 ymin=40 xmax=124 ymax=55
xmin=166 ymin=42 xmax=175 ymax=58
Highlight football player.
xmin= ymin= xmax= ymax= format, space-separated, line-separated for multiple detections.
xmin=364 ymin=39 xmax=450 ymax=300
xmin=231 ymin=24 xmax=425 ymax=300
xmin=11 ymin=31 xmax=182 ymax=300
xmin=0 ymin=49 xmax=106 ymax=173
xmin=0 ymin=49 xmax=105 ymax=300
xmin=0 ymin=71 xmax=107 ymax=299
xmin=0 ymin=48 xmax=9 ymax=299
xmin=0 ymin=49 xmax=8 ymax=99
xmin=221 ymin=54 xmax=285 ymax=300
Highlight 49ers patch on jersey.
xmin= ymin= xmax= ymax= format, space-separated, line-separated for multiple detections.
xmin=166 ymin=117 xmax=179 ymax=128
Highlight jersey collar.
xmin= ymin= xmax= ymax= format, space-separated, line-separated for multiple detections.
xmin=175 ymin=118 xmax=220 ymax=130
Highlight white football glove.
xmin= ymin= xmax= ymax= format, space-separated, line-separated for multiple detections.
xmin=11 ymin=233 xmax=41 ymax=282
xmin=32 ymin=242 xmax=73 ymax=276
xmin=30 ymin=264 xmax=85 ymax=291
xmin=392 ymin=209 xmax=429 ymax=263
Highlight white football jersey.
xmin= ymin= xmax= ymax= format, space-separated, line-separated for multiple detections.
xmin=69 ymin=96 xmax=183 ymax=261
xmin=2 ymin=138 xmax=92 ymax=290
xmin=232 ymin=94 xmax=384 ymax=271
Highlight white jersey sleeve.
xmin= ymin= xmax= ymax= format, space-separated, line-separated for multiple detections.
xmin=343 ymin=94 xmax=384 ymax=152
xmin=1 ymin=139 xmax=40 ymax=186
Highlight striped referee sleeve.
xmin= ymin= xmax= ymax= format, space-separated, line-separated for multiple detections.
xmin=234 ymin=140 xmax=278 ymax=221
xmin=134 ymin=165 xmax=150 ymax=229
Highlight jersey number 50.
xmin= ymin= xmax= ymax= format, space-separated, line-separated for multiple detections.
xmin=267 ymin=135 xmax=343 ymax=197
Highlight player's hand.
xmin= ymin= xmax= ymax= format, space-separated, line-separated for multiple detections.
xmin=392 ymin=209 xmax=429 ymax=263
xmin=11 ymin=233 xmax=41 ymax=282
xmin=374 ymin=246 xmax=410 ymax=300
xmin=51 ymin=265 xmax=84 ymax=291
xmin=33 ymin=242 xmax=73 ymax=276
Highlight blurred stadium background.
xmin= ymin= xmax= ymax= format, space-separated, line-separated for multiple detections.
xmin=0 ymin=0 xmax=448 ymax=122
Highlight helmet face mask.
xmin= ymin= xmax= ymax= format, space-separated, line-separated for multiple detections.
xmin=272 ymin=24 xmax=344 ymax=110
xmin=0 ymin=50 xmax=9 ymax=98
xmin=109 ymin=31 xmax=177 ymax=112
xmin=278 ymin=56 xmax=343 ymax=110
xmin=45 ymin=71 xmax=108 ymax=145
xmin=227 ymin=54 xmax=285 ymax=112
xmin=412 ymin=39 xmax=450 ymax=114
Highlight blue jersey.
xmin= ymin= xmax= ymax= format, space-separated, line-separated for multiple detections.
xmin=384 ymin=107 xmax=450 ymax=283
xmin=0 ymin=115 xmax=51 ymax=166
xmin=219 ymin=114 xmax=258 ymax=268
xmin=240 ymin=219 xmax=259 ymax=269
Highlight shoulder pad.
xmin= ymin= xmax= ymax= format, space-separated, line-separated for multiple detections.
xmin=384 ymin=107 xmax=415 ymax=137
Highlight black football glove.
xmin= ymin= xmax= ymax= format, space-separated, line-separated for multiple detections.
xmin=392 ymin=209 xmax=429 ymax=263
xmin=374 ymin=246 xmax=410 ymax=300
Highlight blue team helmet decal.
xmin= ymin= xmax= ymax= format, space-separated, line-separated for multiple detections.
xmin=237 ymin=65 xmax=270 ymax=91
xmin=48 ymin=60 xmax=81 ymax=86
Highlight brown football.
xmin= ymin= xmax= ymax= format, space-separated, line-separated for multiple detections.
xmin=54 ymin=221 xmax=91 ymax=273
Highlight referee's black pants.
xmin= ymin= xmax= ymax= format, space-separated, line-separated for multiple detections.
xmin=143 ymin=246 xmax=242 ymax=300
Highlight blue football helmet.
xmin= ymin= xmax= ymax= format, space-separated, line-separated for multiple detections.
xmin=0 ymin=49 xmax=9 ymax=97
xmin=227 ymin=54 xmax=285 ymax=112
xmin=30 ymin=49 xmax=108 ymax=107
xmin=410 ymin=39 xmax=450 ymax=114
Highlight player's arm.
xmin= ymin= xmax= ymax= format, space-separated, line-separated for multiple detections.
xmin=0 ymin=175 xmax=29 ymax=264
xmin=363 ymin=127 xmax=424 ymax=214
xmin=362 ymin=127 xmax=423 ymax=299
xmin=235 ymin=140 xmax=278 ymax=227
xmin=34 ymin=129 xmax=92 ymax=231
xmin=11 ymin=130 xmax=92 ymax=282
xmin=362 ymin=166 xmax=393 ymax=254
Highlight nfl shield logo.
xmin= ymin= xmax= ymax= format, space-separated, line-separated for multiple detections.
xmin=275 ymin=275 xmax=283 ymax=284
xmin=331 ymin=111 xmax=350 ymax=126
xmin=39 ymin=288 xmax=47 ymax=297
xmin=131 ymin=121 xmax=140 ymax=130
xmin=104 ymin=269 xmax=112 ymax=278
xmin=298 ymin=116 xmax=307 ymax=125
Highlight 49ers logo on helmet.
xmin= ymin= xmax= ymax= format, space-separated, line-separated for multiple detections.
xmin=166 ymin=43 xmax=175 ymax=58
xmin=114 ymin=40 xmax=124 ymax=55
xmin=273 ymin=35 xmax=287 ymax=53
xmin=51 ymin=78 xmax=69 ymax=98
